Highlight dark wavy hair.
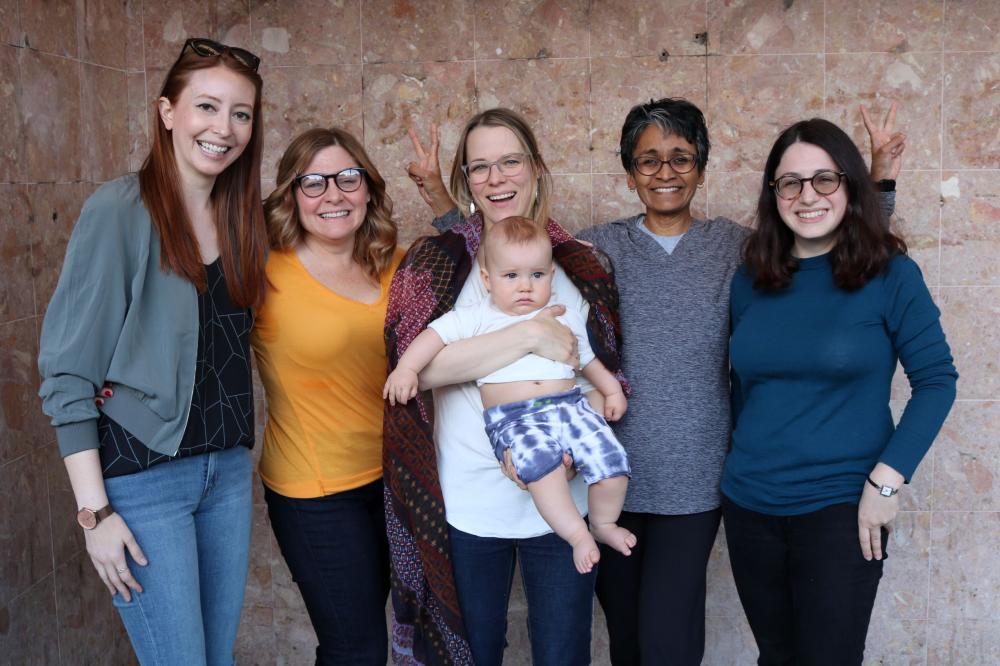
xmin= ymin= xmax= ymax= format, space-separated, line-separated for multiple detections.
xmin=743 ymin=118 xmax=906 ymax=291
xmin=619 ymin=98 xmax=710 ymax=173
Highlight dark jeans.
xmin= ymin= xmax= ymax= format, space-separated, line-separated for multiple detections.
xmin=595 ymin=509 xmax=722 ymax=666
xmin=448 ymin=525 xmax=596 ymax=666
xmin=721 ymin=496 xmax=886 ymax=666
xmin=265 ymin=480 xmax=390 ymax=666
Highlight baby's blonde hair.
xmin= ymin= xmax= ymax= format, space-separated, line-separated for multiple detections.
xmin=482 ymin=216 xmax=551 ymax=270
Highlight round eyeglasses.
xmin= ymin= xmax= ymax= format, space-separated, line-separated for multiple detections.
xmin=294 ymin=168 xmax=367 ymax=198
xmin=631 ymin=153 xmax=698 ymax=176
xmin=461 ymin=153 xmax=530 ymax=185
xmin=770 ymin=170 xmax=845 ymax=200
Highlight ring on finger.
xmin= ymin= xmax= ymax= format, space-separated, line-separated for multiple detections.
xmin=116 ymin=566 xmax=127 ymax=574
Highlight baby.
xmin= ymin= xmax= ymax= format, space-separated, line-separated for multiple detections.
xmin=384 ymin=216 xmax=635 ymax=573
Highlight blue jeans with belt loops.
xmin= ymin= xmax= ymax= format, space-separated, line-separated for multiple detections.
xmin=104 ymin=446 xmax=253 ymax=666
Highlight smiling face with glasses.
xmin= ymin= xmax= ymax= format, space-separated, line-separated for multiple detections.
xmin=772 ymin=142 xmax=849 ymax=258
xmin=463 ymin=126 xmax=537 ymax=225
xmin=626 ymin=126 xmax=705 ymax=231
xmin=293 ymin=145 xmax=371 ymax=246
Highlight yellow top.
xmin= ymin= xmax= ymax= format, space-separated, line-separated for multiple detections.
xmin=252 ymin=247 xmax=405 ymax=498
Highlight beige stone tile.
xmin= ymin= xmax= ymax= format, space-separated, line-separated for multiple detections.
xmin=54 ymin=553 xmax=119 ymax=662
xmin=258 ymin=64 xmax=362 ymax=183
xmin=890 ymin=170 xmax=941 ymax=286
xmin=27 ymin=183 xmax=87 ymax=314
xmin=944 ymin=53 xmax=1000 ymax=170
xmin=826 ymin=0 xmax=943 ymax=54
xmin=141 ymin=0 xmax=211 ymax=69
xmin=875 ymin=511 xmax=931 ymax=619
xmin=0 ymin=45 xmax=23 ymax=183
xmin=251 ymin=0 xmax=360 ymax=67
xmin=80 ymin=0 xmax=129 ymax=68
xmin=21 ymin=0 xmax=77 ymax=57
xmin=475 ymin=58 xmax=591 ymax=174
xmin=892 ymin=398 xmax=934 ymax=512
xmin=929 ymin=511 xmax=1000 ymax=620
xmin=214 ymin=0 xmax=251 ymax=48
xmin=0 ymin=0 xmax=19 ymax=46
xmin=706 ymin=527 xmax=742 ymax=617
xmin=589 ymin=56 xmax=708 ymax=175
xmin=938 ymin=287 xmax=999 ymax=400
xmin=707 ymin=0 xmax=823 ymax=55
xmin=863 ymin=617 xmax=927 ymax=665
xmin=704 ymin=170 xmax=759 ymax=228
xmin=927 ymin=619 xmax=1000 ymax=665
xmin=127 ymin=72 xmax=150 ymax=172
xmin=704 ymin=613 xmax=757 ymax=665
xmin=551 ymin=174 xmax=592 ymax=234
xmin=81 ymin=64 xmax=129 ymax=182
xmin=274 ymin=605 xmax=318 ymax=664
xmin=590 ymin=0 xmax=708 ymax=58
xmin=475 ymin=0 xmax=589 ymax=59
xmin=235 ymin=604 xmax=277 ymax=664
xmin=940 ymin=170 xmax=1000 ymax=286
xmin=825 ymin=53 xmax=942 ymax=171
xmin=361 ymin=61 xmax=476 ymax=181
xmin=18 ymin=49 xmax=82 ymax=183
xmin=384 ymin=175 xmax=439 ymax=248
xmin=0 ymin=574 xmax=60 ymax=663
xmin=125 ymin=0 xmax=143 ymax=71
xmin=362 ymin=0 xmax=472 ymax=63
xmin=943 ymin=0 xmax=1000 ymax=52
xmin=0 ymin=185 xmax=32 ymax=324
xmin=244 ymin=504 xmax=273 ymax=609
xmin=932 ymin=402 xmax=1000 ymax=512
xmin=706 ymin=55 xmax=825 ymax=172
xmin=0 ymin=449 xmax=54 ymax=606
xmin=0 ymin=317 xmax=50 ymax=471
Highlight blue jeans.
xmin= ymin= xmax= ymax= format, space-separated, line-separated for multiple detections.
xmin=448 ymin=525 xmax=596 ymax=666
xmin=104 ymin=446 xmax=253 ymax=666
xmin=264 ymin=480 xmax=390 ymax=665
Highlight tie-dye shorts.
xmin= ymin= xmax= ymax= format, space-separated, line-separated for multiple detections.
xmin=483 ymin=388 xmax=631 ymax=485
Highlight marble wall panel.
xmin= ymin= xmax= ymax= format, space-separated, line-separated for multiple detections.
xmin=0 ymin=316 xmax=48 ymax=469
xmin=142 ymin=0 xmax=212 ymax=69
xmin=891 ymin=401 xmax=934 ymax=512
xmin=703 ymin=170 xmax=758 ymax=227
xmin=0 ymin=45 xmax=22 ymax=183
xmin=0 ymin=185 xmax=32 ymax=324
xmin=259 ymin=65 xmax=362 ymax=182
xmin=27 ymin=183 xmax=87 ymax=314
xmin=943 ymin=53 xmax=1000 ymax=170
xmin=929 ymin=510 xmax=1000 ymax=621
xmin=0 ymin=448 xmax=53 ymax=606
xmin=18 ymin=49 xmax=82 ymax=183
xmin=81 ymin=64 xmax=129 ymax=182
xmin=942 ymin=0 xmax=1000 ymax=52
xmin=892 ymin=170 xmax=942 ymax=285
xmin=550 ymin=173 xmax=592 ymax=233
xmin=927 ymin=620 xmax=1000 ymax=665
xmin=0 ymin=0 xmax=19 ymax=46
xmin=0 ymin=575 xmax=60 ymax=663
xmin=590 ymin=0 xmax=707 ymax=58
xmin=704 ymin=613 xmax=757 ymax=664
xmin=79 ymin=0 xmax=129 ymax=68
xmin=707 ymin=0 xmax=824 ymax=55
xmin=932 ymin=401 xmax=1000 ymax=511
xmin=362 ymin=0 xmax=472 ymax=64
xmin=127 ymin=72 xmax=150 ymax=172
xmin=46 ymin=442 xmax=84 ymax=570
xmin=386 ymin=175 xmax=439 ymax=246
xmin=20 ymin=0 xmax=77 ymax=57
xmin=940 ymin=170 xmax=1000 ymax=286
xmin=361 ymin=61 xmax=476 ymax=177
xmin=54 ymin=554 xmax=119 ymax=663
xmin=938 ymin=287 xmax=1000 ymax=399
xmin=589 ymin=56 xmax=708 ymax=175
xmin=125 ymin=0 xmax=144 ymax=72
xmin=475 ymin=58 xmax=591 ymax=174
xmin=826 ymin=0 xmax=943 ymax=54
xmin=213 ymin=0 xmax=252 ymax=48
xmin=863 ymin=617 xmax=928 ymax=665
xmin=707 ymin=55 xmax=825 ymax=171
xmin=252 ymin=0 xmax=360 ymax=67
xmin=874 ymin=511 xmax=931 ymax=619
xmin=475 ymin=0 xmax=590 ymax=60
xmin=825 ymin=53 xmax=942 ymax=171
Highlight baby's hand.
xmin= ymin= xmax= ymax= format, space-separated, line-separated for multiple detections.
xmin=604 ymin=392 xmax=627 ymax=421
xmin=383 ymin=368 xmax=419 ymax=406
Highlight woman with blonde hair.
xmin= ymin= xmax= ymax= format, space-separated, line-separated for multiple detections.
xmin=253 ymin=127 xmax=404 ymax=664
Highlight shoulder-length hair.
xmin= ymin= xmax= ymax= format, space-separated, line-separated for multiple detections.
xmin=743 ymin=118 xmax=906 ymax=291
xmin=448 ymin=108 xmax=553 ymax=227
xmin=263 ymin=127 xmax=397 ymax=281
xmin=139 ymin=47 xmax=268 ymax=309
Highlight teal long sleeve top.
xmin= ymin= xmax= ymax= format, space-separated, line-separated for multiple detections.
xmin=723 ymin=253 xmax=957 ymax=515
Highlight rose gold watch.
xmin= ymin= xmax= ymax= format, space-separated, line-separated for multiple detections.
xmin=76 ymin=504 xmax=114 ymax=530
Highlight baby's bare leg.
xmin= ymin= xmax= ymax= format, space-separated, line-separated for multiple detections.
xmin=528 ymin=469 xmax=600 ymax=574
xmin=588 ymin=476 xmax=636 ymax=556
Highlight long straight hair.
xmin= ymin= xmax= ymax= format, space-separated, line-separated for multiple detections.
xmin=743 ymin=118 xmax=906 ymax=291
xmin=138 ymin=49 xmax=268 ymax=309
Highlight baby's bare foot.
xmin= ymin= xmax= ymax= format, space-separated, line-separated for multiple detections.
xmin=591 ymin=523 xmax=637 ymax=557
xmin=569 ymin=534 xmax=601 ymax=574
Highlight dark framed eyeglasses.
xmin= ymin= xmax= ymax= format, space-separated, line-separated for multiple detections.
xmin=461 ymin=153 xmax=531 ymax=185
xmin=770 ymin=170 xmax=845 ymax=200
xmin=294 ymin=168 xmax=367 ymax=198
xmin=181 ymin=38 xmax=260 ymax=72
xmin=631 ymin=153 xmax=698 ymax=176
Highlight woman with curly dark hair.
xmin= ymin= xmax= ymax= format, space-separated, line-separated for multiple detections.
xmin=723 ymin=118 xmax=957 ymax=665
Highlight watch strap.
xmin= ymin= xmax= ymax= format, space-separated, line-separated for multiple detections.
xmin=867 ymin=475 xmax=898 ymax=497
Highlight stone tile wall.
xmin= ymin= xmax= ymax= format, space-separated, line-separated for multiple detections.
xmin=1 ymin=1 xmax=997 ymax=663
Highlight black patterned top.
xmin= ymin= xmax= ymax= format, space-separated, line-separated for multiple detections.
xmin=99 ymin=259 xmax=255 ymax=478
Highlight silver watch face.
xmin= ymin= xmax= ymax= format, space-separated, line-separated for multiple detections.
xmin=880 ymin=486 xmax=894 ymax=497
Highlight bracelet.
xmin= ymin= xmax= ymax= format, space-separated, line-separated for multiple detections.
xmin=867 ymin=475 xmax=899 ymax=497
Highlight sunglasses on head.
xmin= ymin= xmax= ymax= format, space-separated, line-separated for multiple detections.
xmin=181 ymin=38 xmax=260 ymax=72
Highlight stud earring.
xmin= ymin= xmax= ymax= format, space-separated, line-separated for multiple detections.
xmin=470 ymin=201 xmax=477 ymax=215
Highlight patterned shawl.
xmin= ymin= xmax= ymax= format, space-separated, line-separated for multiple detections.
xmin=382 ymin=213 xmax=629 ymax=665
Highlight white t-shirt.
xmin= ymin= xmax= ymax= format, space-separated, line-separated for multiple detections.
xmin=428 ymin=299 xmax=594 ymax=386
xmin=433 ymin=265 xmax=591 ymax=538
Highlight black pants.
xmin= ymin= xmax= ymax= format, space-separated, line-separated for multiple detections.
xmin=265 ymin=480 xmax=390 ymax=666
xmin=721 ymin=496 xmax=886 ymax=666
xmin=595 ymin=509 xmax=722 ymax=665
